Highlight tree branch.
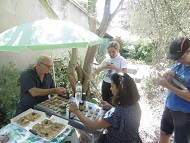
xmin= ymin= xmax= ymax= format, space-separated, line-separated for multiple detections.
xmin=110 ymin=0 xmax=125 ymax=20
xmin=97 ymin=0 xmax=125 ymax=37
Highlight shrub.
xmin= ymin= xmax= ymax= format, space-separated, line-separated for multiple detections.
xmin=0 ymin=62 xmax=20 ymax=119
xmin=54 ymin=57 xmax=70 ymax=87
xmin=120 ymin=41 xmax=154 ymax=64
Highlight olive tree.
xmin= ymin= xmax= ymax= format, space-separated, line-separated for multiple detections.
xmin=124 ymin=0 xmax=190 ymax=96
xmin=125 ymin=0 xmax=190 ymax=66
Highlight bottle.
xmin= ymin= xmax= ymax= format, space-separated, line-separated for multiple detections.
xmin=69 ymin=109 xmax=75 ymax=119
xmin=79 ymin=100 xmax=84 ymax=111
xmin=82 ymin=92 xmax=86 ymax=109
xmin=66 ymin=90 xmax=70 ymax=99
xmin=75 ymin=81 xmax=82 ymax=101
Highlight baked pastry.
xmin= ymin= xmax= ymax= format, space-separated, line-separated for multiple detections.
xmin=96 ymin=108 xmax=100 ymax=112
xmin=32 ymin=119 xmax=66 ymax=140
xmin=84 ymin=108 xmax=88 ymax=112
xmin=98 ymin=103 xmax=103 ymax=107
xmin=53 ymin=107 xmax=58 ymax=111
xmin=88 ymin=105 xmax=92 ymax=109
xmin=50 ymin=122 xmax=65 ymax=132
xmin=93 ymin=115 xmax=96 ymax=119
xmin=87 ymin=113 xmax=91 ymax=117
xmin=41 ymin=119 xmax=53 ymax=126
xmin=23 ymin=112 xmax=41 ymax=122
xmin=94 ymin=111 xmax=98 ymax=115
xmin=15 ymin=117 xmax=30 ymax=127
xmin=90 ymin=110 xmax=94 ymax=114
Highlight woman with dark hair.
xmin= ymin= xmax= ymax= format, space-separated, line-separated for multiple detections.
xmin=70 ymin=72 xmax=142 ymax=143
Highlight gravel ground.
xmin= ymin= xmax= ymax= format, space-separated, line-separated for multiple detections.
xmin=138 ymin=84 xmax=163 ymax=143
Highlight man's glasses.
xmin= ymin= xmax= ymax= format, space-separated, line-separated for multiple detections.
xmin=40 ymin=62 xmax=53 ymax=69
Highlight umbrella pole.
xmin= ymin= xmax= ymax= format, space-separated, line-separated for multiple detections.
xmin=51 ymin=54 xmax=56 ymax=87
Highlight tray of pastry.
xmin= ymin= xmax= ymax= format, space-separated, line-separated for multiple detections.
xmin=59 ymin=97 xmax=105 ymax=121
xmin=76 ymin=102 xmax=105 ymax=121
xmin=36 ymin=95 xmax=71 ymax=114
xmin=11 ymin=108 xmax=46 ymax=131
xmin=30 ymin=115 xmax=69 ymax=141
xmin=11 ymin=109 xmax=69 ymax=141
xmin=35 ymin=96 xmax=106 ymax=121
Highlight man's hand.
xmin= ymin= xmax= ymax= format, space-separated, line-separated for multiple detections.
xmin=162 ymin=69 xmax=175 ymax=81
xmin=156 ymin=75 xmax=170 ymax=88
xmin=155 ymin=69 xmax=175 ymax=86
xmin=55 ymin=87 xmax=67 ymax=95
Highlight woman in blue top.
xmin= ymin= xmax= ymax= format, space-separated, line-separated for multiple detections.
xmin=157 ymin=37 xmax=190 ymax=143
xmin=70 ymin=72 xmax=142 ymax=143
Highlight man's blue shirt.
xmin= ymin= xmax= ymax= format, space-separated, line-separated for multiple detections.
xmin=18 ymin=68 xmax=54 ymax=110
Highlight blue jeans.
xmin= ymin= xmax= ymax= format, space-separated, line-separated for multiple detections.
xmin=160 ymin=107 xmax=190 ymax=143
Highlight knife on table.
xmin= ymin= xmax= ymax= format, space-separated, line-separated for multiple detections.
xmin=29 ymin=129 xmax=38 ymax=135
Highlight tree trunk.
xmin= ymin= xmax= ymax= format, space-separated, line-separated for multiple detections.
xmin=83 ymin=45 xmax=99 ymax=94
xmin=67 ymin=48 xmax=77 ymax=92
xmin=82 ymin=0 xmax=125 ymax=95
xmin=68 ymin=0 xmax=125 ymax=95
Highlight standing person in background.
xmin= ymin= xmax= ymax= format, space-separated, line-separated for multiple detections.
xmin=70 ymin=72 xmax=142 ymax=143
xmin=94 ymin=41 xmax=127 ymax=104
xmin=157 ymin=37 xmax=190 ymax=143
xmin=15 ymin=55 xmax=67 ymax=116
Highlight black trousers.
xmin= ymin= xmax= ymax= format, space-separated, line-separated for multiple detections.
xmin=101 ymin=81 xmax=113 ymax=104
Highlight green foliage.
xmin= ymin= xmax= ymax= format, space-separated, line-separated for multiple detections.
xmin=125 ymin=0 xmax=190 ymax=65
xmin=96 ymin=54 xmax=106 ymax=65
xmin=89 ymin=72 xmax=104 ymax=98
xmin=120 ymin=41 xmax=154 ymax=64
xmin=54 ymin=57 xmax=70 ymax=87
xmin=87 ymin=98 xmax=98 ymax=104
xmin=0 ymin=62 xmax=20 ymax=119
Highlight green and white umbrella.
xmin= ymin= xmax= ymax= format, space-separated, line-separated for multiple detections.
xmin=0 ymin=19 xmax=103 ymax=86
xmin=0 ymin=19 xmax=103 ymax=52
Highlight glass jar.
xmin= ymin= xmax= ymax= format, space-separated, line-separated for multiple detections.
xmin=79 ymin=101 xmax=84 ymax=111
xmin=59 ymin=104 xmax=66 ymax=114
